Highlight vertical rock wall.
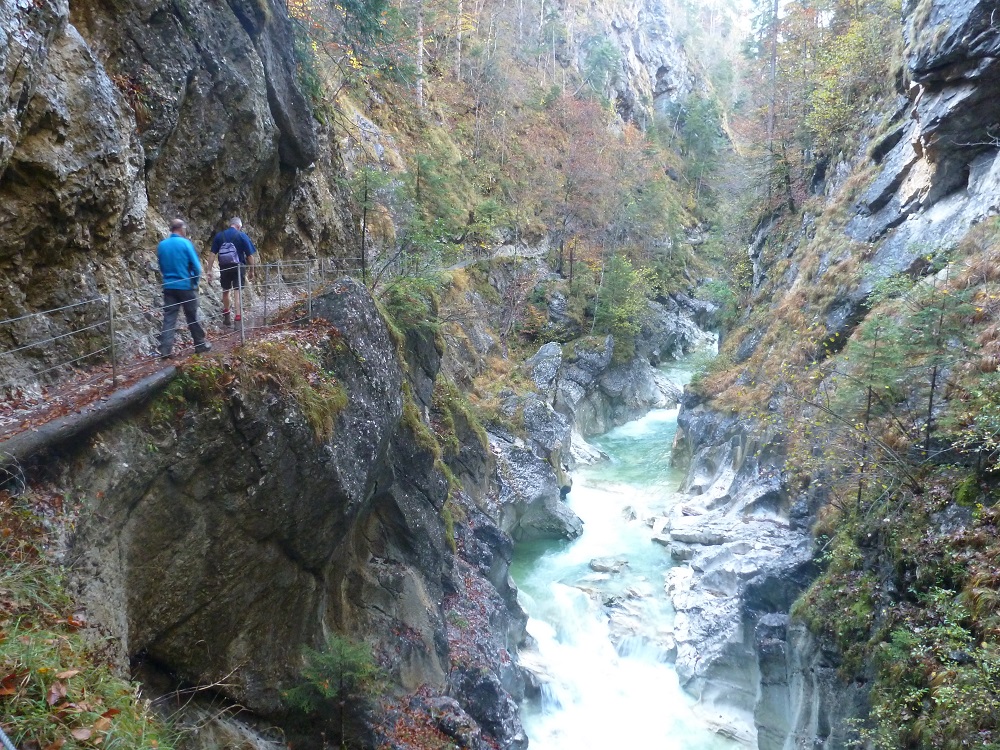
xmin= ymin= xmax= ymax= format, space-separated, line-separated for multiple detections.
xmin=678 ymin=1 xmax=1000 ymax=747
xmin=0 ymin=0 xmax=354 ymax=384
xmin=45 ymin=280 xmax=528 ymax=748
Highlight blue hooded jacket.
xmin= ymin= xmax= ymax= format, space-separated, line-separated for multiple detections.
xmin=157 ymin=233 xmax=202 ymax=290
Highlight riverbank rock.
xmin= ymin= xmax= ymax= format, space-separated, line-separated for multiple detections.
xmin=636 ymin=297 xmax=715 ymax=365
xmin=662 ymin=399 xmax=818 ymax=746
xmin=528 ymin=336 xmax=686 ymax=437
xmin=492 ymin=438 xmax=584 ymax=541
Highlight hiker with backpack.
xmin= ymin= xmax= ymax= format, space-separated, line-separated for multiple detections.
xmin=207 ymin=216 xmax=258 ymax=326
xmin=157 ymin=218 xmax=212 ymax=358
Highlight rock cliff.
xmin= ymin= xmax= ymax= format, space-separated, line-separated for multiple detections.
xmin=24 ymin=280 xmax=528 ymax=748
xmin=563 ymin=0 xmax=694 ymax=125
xmin=438 ymin=261 xmax=712 ymax=543
xmin=673 ymin=0 xmax=1000 ymax=747
xmin=0 ymin=0 xmax=354 ymax=386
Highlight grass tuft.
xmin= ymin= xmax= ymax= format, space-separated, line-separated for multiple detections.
xmin=0 ymin=492 xmax=174 ymax=749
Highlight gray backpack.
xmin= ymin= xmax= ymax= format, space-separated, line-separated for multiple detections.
xmin=218 ymin=240 xmax=240 ymax=268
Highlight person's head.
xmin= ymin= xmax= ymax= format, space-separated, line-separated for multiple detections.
xmin=229 ymin=217 xmax=243 ymax=230
xmin=169 ymin=218 xmax=187 ymax=236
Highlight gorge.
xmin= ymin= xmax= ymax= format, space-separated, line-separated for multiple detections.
xmin=3 ymin=0 xmax=1000 ymax=748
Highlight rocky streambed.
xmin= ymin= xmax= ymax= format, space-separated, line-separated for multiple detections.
xmin=509 ymin=360 xmax=741 ymax=749
xmin=504 ymin=357 xmax=826 ymax=749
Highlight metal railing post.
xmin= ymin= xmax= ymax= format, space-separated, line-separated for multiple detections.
xmin=108 ymin=291 xmax=117 ymax=386
xmin=277 ymin=259 xmax=283 ymax=318
xmin=307 ymin=264 xmax=313 ymax=322
xmin=263 ymin=263 xmax=269 ymax=327
xmin=238 ymin=272 xmax=246 ymax=345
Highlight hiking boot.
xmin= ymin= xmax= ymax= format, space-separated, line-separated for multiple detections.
xmin=194 ymin=342 xmax=213 ymax=354
xmin=222 ymin=309 xmax=232 ymax=327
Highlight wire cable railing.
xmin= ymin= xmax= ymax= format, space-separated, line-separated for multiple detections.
xmin=0 ymin=242 xmax=503 ymax=432
xmin=0 ymin=257 xmax=365 ymax=422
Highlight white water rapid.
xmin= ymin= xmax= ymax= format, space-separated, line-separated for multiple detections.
xmin=511 ymin=363 xmax=739 ymax=750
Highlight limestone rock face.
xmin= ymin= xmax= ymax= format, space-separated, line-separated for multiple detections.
xmin=484 ymin=295 xmax=710 ymax=542
xmin=534 ymin=336 xmax=685 ymax=437
xmin=59 ymin=281 xmax=526 ymax=747
xmin=563 ymin=0 xmax=693 ymax=125
xmin=665 ymin=399 xmax=820 ymax=746
xmin=683 ymin=7 xmax=1000 ymax=746
xmin=0 ymin=0 xmax=354 ymax=385
xmin=793 ymin=0 xmax=1000 ymax=351
xmin=493 ymin=439 xmax=583 ymax=541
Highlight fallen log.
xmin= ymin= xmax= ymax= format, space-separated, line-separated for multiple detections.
xmin=0 ymin=367 xmax=177 ymax=477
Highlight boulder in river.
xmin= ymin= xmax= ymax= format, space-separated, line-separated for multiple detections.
xmin=589 ymin=556 xmax=629 ymax=574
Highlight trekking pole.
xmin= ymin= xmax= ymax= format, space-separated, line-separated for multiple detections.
xmin=0 ymin=724 xmax=18 ymax=750
xmin=108 ymin=291 xmax=117 ymax=387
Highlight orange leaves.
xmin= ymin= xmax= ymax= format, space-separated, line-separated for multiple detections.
xmin=0 ymin=669 xmax=27 ymax=696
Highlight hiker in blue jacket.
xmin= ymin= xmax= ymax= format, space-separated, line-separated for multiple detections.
xmin=206 ymin=216 xmax=258 ymax=326
xmin=157 ymin=218 xmax=211 ymax=358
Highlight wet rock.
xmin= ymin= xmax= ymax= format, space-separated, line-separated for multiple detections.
xmin=526 ymin=342 xmax=562 ymax=394
xmin=569 ymin=429 xmax=607 ymax=465
xmin=669 ymin=542 xmax=695 ymax=561
xmin=493 ymin=439 xmax=583 ymax=541
xmin=429 ymin=696 xmax=487 ymax=750
xmin=672 ymin=292 xmax=720 ymax=331
xmin=518 ymin=394 xmax=572 ymax=460
xmin=589 ymin=557 xmax=629 ymax=574
xmin=555 ymin=336 xmax=684 ymax=436
xmin=450 ymin=666 xmax=528 ymax=750
xmin=636 ymin=298 xmax=714 ymax=365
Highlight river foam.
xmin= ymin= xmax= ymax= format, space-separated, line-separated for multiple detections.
xmin=512 ymin=365 xmax=740 ymax=750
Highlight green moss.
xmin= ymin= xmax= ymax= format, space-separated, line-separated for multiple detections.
xmin=148 ymin=361 xmax=228 ymax=427
xmin=460 ymin=261 xmax=502 ymax=305
xmin=402 ymin=382 xmax=442 ymax=460
xmin=378 ymin=277 xmax=442 ymax=339
xmin=440 ymin=500 xmax=457 ymax=554
xmin=237 ymin=340 xmax=348 ymax=441
xmin=794 ymin=569 xmax=879 ymax=676
xmin=791 ymin=474 xmax=1000 ymax=747
xmin=954 ymin=474 xmax=982 ymax=507
xmin=432 ymin=378 xmax=489 ymax=458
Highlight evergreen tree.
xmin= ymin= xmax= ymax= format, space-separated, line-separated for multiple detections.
xmin=283 ymin=634 xmax=384 ymax=748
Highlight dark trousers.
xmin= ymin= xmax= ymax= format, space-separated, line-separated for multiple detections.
xmin=160 ymin=288 xmax=206 ymax=355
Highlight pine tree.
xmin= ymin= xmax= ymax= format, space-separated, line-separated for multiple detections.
xmin=283 ymin=634 xmax=384 ymax=748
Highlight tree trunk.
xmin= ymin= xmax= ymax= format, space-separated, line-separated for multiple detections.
xmin=417 ymin=0 xmax=425 ymax=109
xmin=455 ymin=0 xmax=463 ymax=79
xmin=360 ymin=174 xmax=369 ymax=285
xmin=568 ymin=241 xmax=574 ymax=290
xmin=925 ymin=363 xmax=938 ymax=459
xmin=766 ymin=0 xmax=779 ymax=147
